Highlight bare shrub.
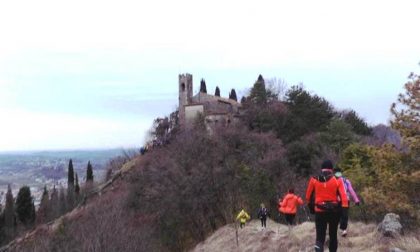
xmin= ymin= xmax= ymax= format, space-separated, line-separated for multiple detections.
xmin=127 ymin=123 xmax=292 ymax=250
xmin=12 ymin=190 xmax=161 ymax=252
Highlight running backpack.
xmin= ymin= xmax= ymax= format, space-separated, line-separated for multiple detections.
xmin=310 ymin=174 xmax=341 ymax=213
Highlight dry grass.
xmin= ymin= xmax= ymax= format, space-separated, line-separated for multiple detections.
xmin=390 ymin=236 xmax=420 ymax=252
xmin=191 ymin=219 xmax=420 ymax=252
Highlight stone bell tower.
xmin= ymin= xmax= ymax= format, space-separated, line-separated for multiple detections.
xmin=178 ymin=73 xmax=193 ymax=124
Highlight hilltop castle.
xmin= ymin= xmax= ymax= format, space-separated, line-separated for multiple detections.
xmin=178 ymin=73 xmax=242 ymax=127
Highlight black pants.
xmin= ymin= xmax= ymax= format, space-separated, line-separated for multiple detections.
xmin=240 ymin=222 xmax=245 ymax=229
xmin=315 ymin=211 xmax=340 ymax=252
xmin=339 ymin=207 xmax=349 ymax=230
xmin=284 ymin=214 xmax=296 ymax=225
xmin=260 ymin=217 xmax=267 ymax=227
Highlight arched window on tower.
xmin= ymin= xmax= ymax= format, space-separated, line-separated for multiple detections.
xmin=181 ymin=83 xmax=185 ymax=92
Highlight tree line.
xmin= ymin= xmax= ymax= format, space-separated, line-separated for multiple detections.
xmin=0 ymin=159 xmax=95 ymax=245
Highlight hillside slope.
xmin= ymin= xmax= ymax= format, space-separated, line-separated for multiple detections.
xmin=192 ymin=219 xmax=419 ymax=252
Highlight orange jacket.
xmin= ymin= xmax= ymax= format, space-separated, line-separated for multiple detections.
xmin=279 ymin=193 xmax=303 ymax=214
xmin=306 ymin=174 xmax=349 ymax=213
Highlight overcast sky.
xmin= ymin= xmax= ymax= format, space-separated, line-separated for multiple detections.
xmin=0 ymin=0 xmax=419 ymax=151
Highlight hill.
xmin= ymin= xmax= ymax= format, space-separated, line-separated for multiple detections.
xmin=193 ymin=219 xmax=420 ymax=252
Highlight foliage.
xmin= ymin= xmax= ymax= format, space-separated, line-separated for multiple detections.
xmin=67 ymin=159 xmax=75 ymax=210
xmin=390 ymin=71 xmax=420 ymax=158
xmin=67 ymin=159 xmax=74 ymax=187
xmin=341 ymin=110 xmax=372 ymax=136
xmin=287 ymin=134 xmax=323 ymax=176
xmin=127 ymin=124 xmax=293 ymax=251
xmin=339 ymin=142 xmax=419 ymax=226
xmin=50 ymin=186 xmax=59 ymax=219
xmin=248 ymin=75 xmax=277 ymax=105
xmin=320 ymin=119 xmax=357 ymax=154
xmin=59 ymin=187 xmax=67 ymax=215
xmin=214 ymin=86 xmax=220 ymax=97
xmin=75 ymin=173 xmax=80 ymax=195
xmin=4 ymin=185 xmax=15 ymax=238
xmin=86 ymin=161 xmax=94 ymax=182
xmin=334 ymin=72 xmax=420 ymax=226
xmin=37 ymin=186 xmax=50 ymax=224
xmin=229 ymin=88 xmax=237 ymax=101
xmin=200 ymin=79 xmax=207 ymax=93
xmin=15 ymin=186 xmax=35 ymax=226
xmin=283 ymin=85 xmax=335 ymax=143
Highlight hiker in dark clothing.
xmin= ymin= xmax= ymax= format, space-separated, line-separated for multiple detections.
xmin=257 ymin=203 xmax=269 ymax=228
xmin=306 ymin=160 xmax=349 ymax=252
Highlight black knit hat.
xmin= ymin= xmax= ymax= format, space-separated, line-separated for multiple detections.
xmin=321 ymin=160 xmax=333 ymax=169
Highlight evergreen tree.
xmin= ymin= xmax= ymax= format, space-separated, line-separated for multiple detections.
xmin=58 ymin=187 xmax=67 ymax=215
xmin=86 ymin=161 xmax=94 ymax=182
xmin=4 ymin=185 xmax=15 ymax=238
xmin=31 ymin=202 xmax=36 ymax=225
xmin=68 ymin=159 xmax=74 ymax=187
xmin=37 ymin=186 xmax=50 ymax=224
xmin=200 ymin=79 xmax=207 ymax=93
xmin=391 ymin=71 xmax=420 ymax=157
xmin=215 ymin=86 xmax=220 ymax=97
xmin=67 ymin=159 xmax=75 ymax=210
xmin=249 ymin=74 xmax=267 ymax=105
xmin=342 ymin=110 xmax=372 ymax=135
xmin=50 ymin=185 xmax=59 ymax=219
xmin=229 ymin=89 xmax=237 ymax=101
xmin=283 ymin=85 xmax=335 ymax=143
xmin=75 ymin=173 xmax=80 ymax=195
xmin=15 ymin=186 xmax=35 ymax=226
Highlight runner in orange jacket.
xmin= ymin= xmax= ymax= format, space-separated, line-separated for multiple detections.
xmin=306 ymin=160 xmax=348 ymax=252
xmin=279 ymin=188 xmax=303 ymax=225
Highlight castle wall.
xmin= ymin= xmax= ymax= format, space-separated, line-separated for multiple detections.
xmin=185 ymin=104 xmax=204 ymax=123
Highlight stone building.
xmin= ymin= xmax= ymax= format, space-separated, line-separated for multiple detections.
xmin=178 ymin=73 xmax=242 ymax=128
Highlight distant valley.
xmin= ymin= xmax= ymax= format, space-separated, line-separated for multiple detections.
xmin=0 ymin=149 xmax=133 ymax=204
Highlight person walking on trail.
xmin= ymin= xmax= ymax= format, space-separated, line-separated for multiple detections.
xmin=236 ymin=208 xmax=251 ymax=229
xmin=279 ymin=188 xmax=304 ymax=226
xmin=306 ymin=160 xmax=349 ymax=252
xmin=334 ymin=166 xmax=360 ymax=237
xmin=257 ymin=203 xmax=269 ymax=228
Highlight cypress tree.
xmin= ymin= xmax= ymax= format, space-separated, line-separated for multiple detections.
xmin=30 ymin=202 xmax=36 ymax=225
xmin=67 ymin=159 xmax=75 ymax=209
xmin=215 ymin=86 xmax=220 ymax=97
xmin=75 ymin=173 xmax=80 ymax=195
xmin=86 ymin=161 xmax=94 ymax=182
xmin=4 ymin=185 xmax=15 ymax=238
xmin=50 ymin=185 xmax=59 ymax=219
xmin=59 ymin=187 xmax=67 ymax=215
xmin=68 ymin=159 xmax=74 ymax=187
xmin=15 ymin=186 xmax=35 ymax=226
xmin=229 ymin=88 xmax=237 ymax=101
xmin=200 ymin=79 xmax=207 ymax=93
xmin=249 ymin=74 xmax=267 ymax=105
xmin=37 ymin=186 xmax=50 ymax=224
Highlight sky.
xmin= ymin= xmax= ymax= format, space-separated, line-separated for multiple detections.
xmin=0 ymin=0 xmax=419 ymax=151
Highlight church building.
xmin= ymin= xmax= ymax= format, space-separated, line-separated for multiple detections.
xmin=178 ymin=73 xmax=242 ymax=127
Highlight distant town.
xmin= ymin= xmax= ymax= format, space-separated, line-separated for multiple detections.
xmin=0 ymin=149 xmax=130 ymax=207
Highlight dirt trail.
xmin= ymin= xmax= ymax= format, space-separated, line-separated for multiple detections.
xmin=191 ymin=218 xmax=403 ymax=252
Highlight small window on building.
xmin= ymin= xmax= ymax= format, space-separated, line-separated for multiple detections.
xmin=227 ymin=119 xmax=231 ymax=124
xmin=181 ymin=83 xmax=185 ymax=91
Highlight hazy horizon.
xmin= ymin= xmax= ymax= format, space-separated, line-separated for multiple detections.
xmin=1 ymin=0 xmax=419 ymax=151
